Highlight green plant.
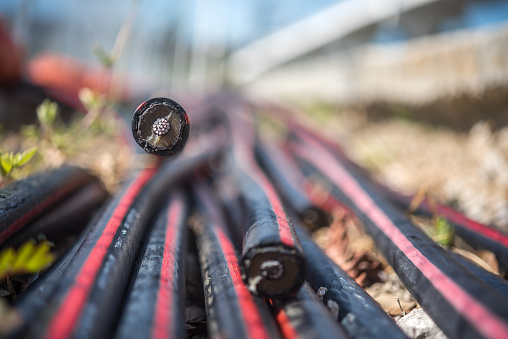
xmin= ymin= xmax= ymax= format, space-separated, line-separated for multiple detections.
xmin=0 ymin=147 xmax=37 ymax=184
xmin=36 ymin=99 xmax=58 ymax=128
xmin=19 ymin=99 xmax=60 ymax=145
xmin=408 ymin=192 xmax=454 ymax=246
xmin=0 ymin=241 xmax=55 ymax=280
xmin=432 ymin=216 xmax=454 ymax=246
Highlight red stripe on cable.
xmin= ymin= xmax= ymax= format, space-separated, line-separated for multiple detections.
xmin=43 ymin=167 xmax=157 ymax=339
xmin=266 ymin=144 xmax=309 ymax=197
xmin=0 ymin=184 xmax=78 ymax=244
xmin=135 ymin=101 xmax=147 ymax=112
xmin=292 ymin=137 xmax=508 ymax=339
xmin=152 ymin=194 xmax=184 ymax=339
xmin=293 ymin=120 xmax=508 ymax=259
xmin=275 ymin=309 xmax=302 ymax=339
xmin=278 ymin=143 xmax=351 ymax=214
xmin=293 ymin=122 xmax=508 ymax=249
xmin=303 ymin=181 xmax=351 ymax=215
xmin=216 ymin=228 xmax=271 ymax=339
xmin=255 ymin=172 xmax=294 ymax=247
xmin=231 ymin=115 xmax=294 ymax=247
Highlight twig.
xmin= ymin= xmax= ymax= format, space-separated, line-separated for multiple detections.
xmin=397 ymin=297 xmax=406 ymax=316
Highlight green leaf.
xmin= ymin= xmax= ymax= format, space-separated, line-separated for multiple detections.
xmin=0 ymin=241 xmax=55 ymax=279
xmin=0 ymin=248 xmax=15 ymax=274
xmin=0 ymin=155 xmax=13 ymax=176
xmin=25 ymin=242 xmax=54 ymax=272
xmin=36 ymin=99 xmax=58 ymax=126
xmin=434 ymin=216 xmax=454 ymax=246
xmin=12 ymin=241 xmax=36 ymax=271
xmin=12 ymin=147 xmax=37 ymax=167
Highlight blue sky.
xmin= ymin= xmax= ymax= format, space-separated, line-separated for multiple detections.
xmin=0 ymin=0 xmax=339 ymax=51
xmin=2 ymin=0 xmax=507 ymax=57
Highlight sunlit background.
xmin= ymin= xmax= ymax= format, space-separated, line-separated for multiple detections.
xmin=1 ymin=0 xmax=508 ymax=99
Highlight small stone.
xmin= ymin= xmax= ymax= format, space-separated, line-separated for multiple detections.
xmin=396 ymin=308 xmax=449 ymax=339
xmin=327 ymin=300 xmax=339 ymax=320
xmin=317 ymin=286 xmax=327 ymax=300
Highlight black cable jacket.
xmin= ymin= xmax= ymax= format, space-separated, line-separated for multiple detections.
xmin=255 ymin=142 xmax=329 ymax=230
xmin=2 ymin=180 xmax=108 ymax=249
xmin=295 ymin=226 xmax=408 ymax=339
xmin=233 ymin=162 xmax=307 ymax=298
xmin=272 ymin=283 xmax=349 ymax=339
xmin=213 ymin=173 xmax=247 ymax=250
xmin=19 ymin=170 xmax=153 ymax=338
xmin=291 ymin=122 xmax=508 ymax=275
xmin=192 ymin=180 xmax=281 ymax=339
xmin=226 ymin=107 xmax=306 ymax=298
xmin=449 ymin=252 xmax=508 ymax=301
xmin=0 ymin=166 xmax=96 ymax=245
xmin=114 ymin=190 xmax=190 ymax=339
xmin=292 ymin=149 xmax=508 ymax=339
xmin=23 ymin=151 xmax=218 ymax=339
xmin=70 ymin=155 xmax=215 ymax=339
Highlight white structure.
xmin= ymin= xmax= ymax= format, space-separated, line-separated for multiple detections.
xmin=228 ymin=0 xmax=440 ymax=84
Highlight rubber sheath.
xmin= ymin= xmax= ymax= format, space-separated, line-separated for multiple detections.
xmin=3 ymin=181 xmax=108 ymax=249
xmin=272 ymin=283 xmax=349 ymax=339
xmin=0 ymin=166 xmax=95 ymax=245
xmin=295 ymin=226 xmax=408 ymax=339
xmin=213 ymin=174 xmax=247 ymax=249
xmin=227 ymin=107 xmax=305 ymax=298
xmin=255 ymin=142 xmax=328 ymax=230
xmin=449 ymin=252 xmax=508 ymax=301
xmin=290 ymin=120 xmax=508 ymax=275
xmin=115 ymin=190 xmax=190 ymax=339
xmin=192 ymin=180 xmax=281 ymax=339
xmin=24 ymin=150 xmax=218 ymax=339
xmin=290 ymin=135 xmax=508 ymax=339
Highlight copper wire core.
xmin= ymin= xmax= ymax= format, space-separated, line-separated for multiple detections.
xmin=152 ymin=118 xmax=170 ymax=136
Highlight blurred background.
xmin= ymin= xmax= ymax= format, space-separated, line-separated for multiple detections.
xmin=1 ymin=0 xmax=508 ymax=230
xmin=1 ymin=0 xmax=507 ymax=109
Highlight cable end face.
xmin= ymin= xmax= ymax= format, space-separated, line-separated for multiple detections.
xmin=132 ymin=97 xmax=190 ymax=156
xmin=241 ymin=245 xmax=306 ymax=298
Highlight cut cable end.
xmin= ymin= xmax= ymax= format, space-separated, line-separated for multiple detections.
xmin=132 ymin=97 xmax=190 ymax=156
